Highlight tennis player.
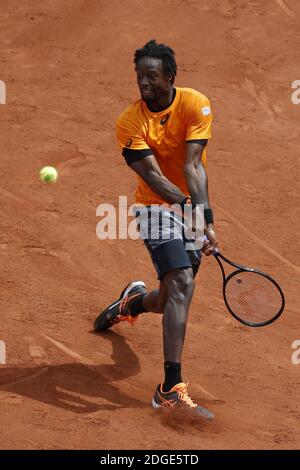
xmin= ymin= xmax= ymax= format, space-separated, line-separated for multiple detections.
xmin=95 ymin=40 xmax=218 ymax=418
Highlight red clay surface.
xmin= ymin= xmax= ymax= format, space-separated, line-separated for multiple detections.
xmin=1 ymin=0 xmax=300 ymax=450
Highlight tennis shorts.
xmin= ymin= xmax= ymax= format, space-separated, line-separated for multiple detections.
xmin=135 ymin=206 xmax=203 ymax=280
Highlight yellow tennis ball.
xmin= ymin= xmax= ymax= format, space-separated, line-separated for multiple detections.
xmin=39 ymin=166 xmax=58 ymax=183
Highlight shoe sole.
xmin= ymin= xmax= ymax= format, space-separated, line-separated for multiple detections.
xmin=152 ymin=398 xmax=161 ymax=410
xmin=151 ymin=398 xmax=215 ymax=420
xmin=94 ymin=281 xmax=146 ymax=332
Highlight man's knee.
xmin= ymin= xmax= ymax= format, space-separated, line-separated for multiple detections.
xmin=165 ymin=268 xmax=195 ymax=301
xmin=156 ymin=296 xmax=167 ymax=313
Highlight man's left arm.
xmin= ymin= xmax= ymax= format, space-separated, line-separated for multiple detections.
xmin=184 ymin=141 xmax=210 ymax=208
xmin=184 ymin=141 xmax=218 ymax=255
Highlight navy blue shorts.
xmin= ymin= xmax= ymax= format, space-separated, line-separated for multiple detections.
xmin=136 ymin=206 xmax=202 ymax=280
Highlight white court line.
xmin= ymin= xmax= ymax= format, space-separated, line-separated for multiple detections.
xmin=275 ymin=0 xmax=295 ymax=17
xmin=41 ymin=334 xmax=148 ymax=391
xmin=214 ymin=203 xmax=300 ymax=274
xmin=41 ymin=334 xmax=97 ymax=366
xmin=41 ymin=333 xmax=124 ymax=383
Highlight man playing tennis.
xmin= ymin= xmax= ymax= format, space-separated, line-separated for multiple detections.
xmin=95 ymin=40 xmax=218 ymax=418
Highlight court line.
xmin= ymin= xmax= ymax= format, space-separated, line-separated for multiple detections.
xmin=41 ymin=334 xmax=97 ymax=366
xmin=214 ymin=203 xmax=300 ymax=274
xmin=41 ymin=333 xmax=124 ymax=383
xmin=275 ymin=0 xmax=295 ymax=17
xmin=41 ymin=334 xmax=148 ymax=391
xmin=0 ymin=367 xmax=49 ymax=388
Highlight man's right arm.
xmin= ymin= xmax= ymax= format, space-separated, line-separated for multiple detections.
xmin=116 ymin=115 xmax=185 ymax=204
xmin=129 ymin=154 xmax=186 ymax=205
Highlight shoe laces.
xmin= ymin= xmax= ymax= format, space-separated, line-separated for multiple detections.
xmin=118 ymin=313 xmax=139 ymax=326
xmin=112 ymin=293 xmax=142 ymax=326
xmin=119 ymin=292 xmax=142 ymax=315
xmin=173 ymin=383 xmax=197 ymax=408
xmin=111 ymin=312 xmax=139 ymax=326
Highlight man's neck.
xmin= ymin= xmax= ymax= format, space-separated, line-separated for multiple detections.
xmin=146 ymin=87 xmax=175 ymax=112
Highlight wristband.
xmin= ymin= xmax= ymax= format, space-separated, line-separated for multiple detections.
xmin=204 ymin=208 xmax=214 ymax=225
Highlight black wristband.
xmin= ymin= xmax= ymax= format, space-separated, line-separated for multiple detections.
xmin=180 ymin=196 xmax=197 ymax=211
xmin=204 ymin=208 xmax=214 ymax=225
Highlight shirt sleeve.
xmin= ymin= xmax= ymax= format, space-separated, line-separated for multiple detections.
xmin=116 ymin=114 xmax=153 ymax=165
xmin=116 ymin=115 xmax=150 ymax=151
xmin=185 ymin=95 xmax=212 ymax=142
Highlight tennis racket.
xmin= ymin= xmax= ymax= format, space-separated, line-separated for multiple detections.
xmin=212 ymin=249 xmax=285 ymax=327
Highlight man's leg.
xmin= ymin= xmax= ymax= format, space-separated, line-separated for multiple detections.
xmin=142 ymin=281 xmax=168 ymax=313
xmin=138 ymin=266 xmax=195 ymax=391
xmin=161 ymin=267 xmax=195 ymax=364
xmin=159 ymin=267 xmax=194 ymax=392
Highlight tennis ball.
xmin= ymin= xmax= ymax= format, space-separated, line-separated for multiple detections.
xmin=39 ymin=166 xmax=58 ymax=183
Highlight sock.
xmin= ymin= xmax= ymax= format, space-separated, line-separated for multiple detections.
xmin=163 ymin=361 xmax=182 ymax=392
xmin=129 ymin=293 xmax=148 ymax=317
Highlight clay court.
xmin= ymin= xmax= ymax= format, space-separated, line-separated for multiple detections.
xmin=0 ymin=0 xmax=300 ymax=450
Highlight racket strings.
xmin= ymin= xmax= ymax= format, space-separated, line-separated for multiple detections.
xmin=225 ymin=271 xmax=283 ymax=323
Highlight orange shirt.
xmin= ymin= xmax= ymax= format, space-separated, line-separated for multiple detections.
xmin=116 ymin=87 xmax=212 ymax=205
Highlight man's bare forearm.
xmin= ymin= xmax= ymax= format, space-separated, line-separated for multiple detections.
xmin=144 ymin=171 xmax=186 ymax=205
xmin=129 ymin=156 xmax=186 ymax=205
xmin=184 ymin=164 xmax=210 ymax=209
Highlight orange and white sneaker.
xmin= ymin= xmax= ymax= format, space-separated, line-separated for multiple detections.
xmin=94 ymin=281 xmax=147 ymax=332
xmin=152 ymin=382 xmax=214 ymax=420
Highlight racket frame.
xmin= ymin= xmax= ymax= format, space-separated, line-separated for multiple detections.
xmin=213 ymin=251 xmax=285 ymax=327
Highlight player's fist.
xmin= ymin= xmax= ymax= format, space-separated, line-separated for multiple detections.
xmin=202 ymin=225 xmax=218 ymax=256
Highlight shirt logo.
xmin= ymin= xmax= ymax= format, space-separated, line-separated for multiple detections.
xmin=126 ymin=138 xmax=132 ymax=148
xmin=201 ymin=106 xmax=211 ymax=116
xmin=160 ymin=114 xmax=169 ymax=125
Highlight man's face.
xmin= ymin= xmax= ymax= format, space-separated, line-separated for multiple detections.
xmin=135 ymin=56 xmax=172 ymax=102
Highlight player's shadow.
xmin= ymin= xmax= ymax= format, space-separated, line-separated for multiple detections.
xmin=0 ymin=330 xmax=147 ymax=413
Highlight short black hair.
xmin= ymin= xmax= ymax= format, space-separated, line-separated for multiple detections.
xmin=134 ymin=40 xmax=177 ymax=83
